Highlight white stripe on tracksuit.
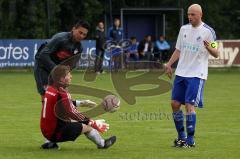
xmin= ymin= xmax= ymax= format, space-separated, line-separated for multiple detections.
xmin=194 ymin=79 xmax=204 ymax=106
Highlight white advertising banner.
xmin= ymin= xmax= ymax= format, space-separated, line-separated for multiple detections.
xmin=208 ymin=40 xmax=240 ymax=67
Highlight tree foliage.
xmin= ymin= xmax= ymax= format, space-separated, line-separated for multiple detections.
xmin=0 ymin=0 xmax=239 ymax=39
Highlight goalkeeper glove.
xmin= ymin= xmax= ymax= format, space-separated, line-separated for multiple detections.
xmin=89 ymin=119 xmax=109 ymax=133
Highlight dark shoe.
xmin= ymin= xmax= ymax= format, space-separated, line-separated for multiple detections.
xmin=173 ymin=138 xmax=186 ymax=147
xmin=98 ymin=136 xmax=116 ymax=149
xmin=181 ymin=142 xmax=196 ymax=148
xmin=41 ymin=142 xmax=59 ymax=150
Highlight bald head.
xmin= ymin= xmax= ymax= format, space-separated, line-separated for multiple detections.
xmin=188 ymin=4 xmax=202 ymax=14
xmin=188 ymin=4 xmax=203 ymax=27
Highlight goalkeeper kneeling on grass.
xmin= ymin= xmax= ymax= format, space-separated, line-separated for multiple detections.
xmin=40 ymin=65 xmax=116 ymax=149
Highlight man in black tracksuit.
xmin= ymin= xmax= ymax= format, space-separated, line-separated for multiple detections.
xmin=94 ymin=21 xmax=106 ymax=74
xmin=34 ymin=20 xmax=90 ymax=149
xmin=34 ymin=20 xmax=89 ymax=96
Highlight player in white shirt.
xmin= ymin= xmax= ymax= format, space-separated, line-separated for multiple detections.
xmin=164 ymin=4 xmax=219 ymax=148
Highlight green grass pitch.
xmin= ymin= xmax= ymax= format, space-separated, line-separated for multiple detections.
xmin=0 ymin=69 xmax=240 ymax=159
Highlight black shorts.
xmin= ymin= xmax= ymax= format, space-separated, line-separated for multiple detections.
xmin=34 ymin=61 xmax=49 ymax=96
xmin=50 ymin=122 xmax=83 ymax=143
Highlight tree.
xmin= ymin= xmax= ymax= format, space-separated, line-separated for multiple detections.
xmin=0 ymin=0 xmax=239 ymax=39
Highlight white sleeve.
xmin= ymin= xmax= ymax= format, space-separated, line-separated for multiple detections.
xmin=175 ymin=27 xmax=182 ymax=50
xmin=206 ymin=28 xmax=216 ymax=42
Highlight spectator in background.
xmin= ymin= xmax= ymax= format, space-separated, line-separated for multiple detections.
xmin=155 ymin=35 xmax=170 ymax=63
xmin=125 ymin=37 xmax=139 ymax=63
xmin=94 ymin=21 xmax=106 ymax=74
xmin=107 ymin=18 xmax=123 ymax=72
xmin=138 ymin=35 xmax=153 ymax=61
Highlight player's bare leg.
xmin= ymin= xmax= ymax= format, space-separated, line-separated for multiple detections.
xmin=171 ymin=100 xmax=181 ymax=112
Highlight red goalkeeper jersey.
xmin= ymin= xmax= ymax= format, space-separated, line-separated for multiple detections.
xmin=40 ymin=85 xmax=87 ymax=139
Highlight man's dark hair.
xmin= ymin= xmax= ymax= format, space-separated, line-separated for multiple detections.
xmin=114 ymin=18 xmax=120 ymax=22
xmin=74 ymin=20 xmax=90 ymax=30
xmin=130 ymin=36 xmax=136 ymax=40
xmin=98 ymin=21 xmax=104 ymax=24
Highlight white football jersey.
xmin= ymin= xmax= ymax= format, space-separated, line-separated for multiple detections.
xmin=175 ymin=22 xmax=216 ymax=79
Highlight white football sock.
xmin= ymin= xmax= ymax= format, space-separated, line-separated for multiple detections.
xmin=85 ymin=129 xmax=104 ymax=147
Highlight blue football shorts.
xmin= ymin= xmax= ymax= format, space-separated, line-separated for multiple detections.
xmin=171 ymin=75 xmax=205 ymax=108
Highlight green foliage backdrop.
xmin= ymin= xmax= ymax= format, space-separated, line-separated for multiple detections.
xmin=0 ymin=0 xmax=239 ymax=40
